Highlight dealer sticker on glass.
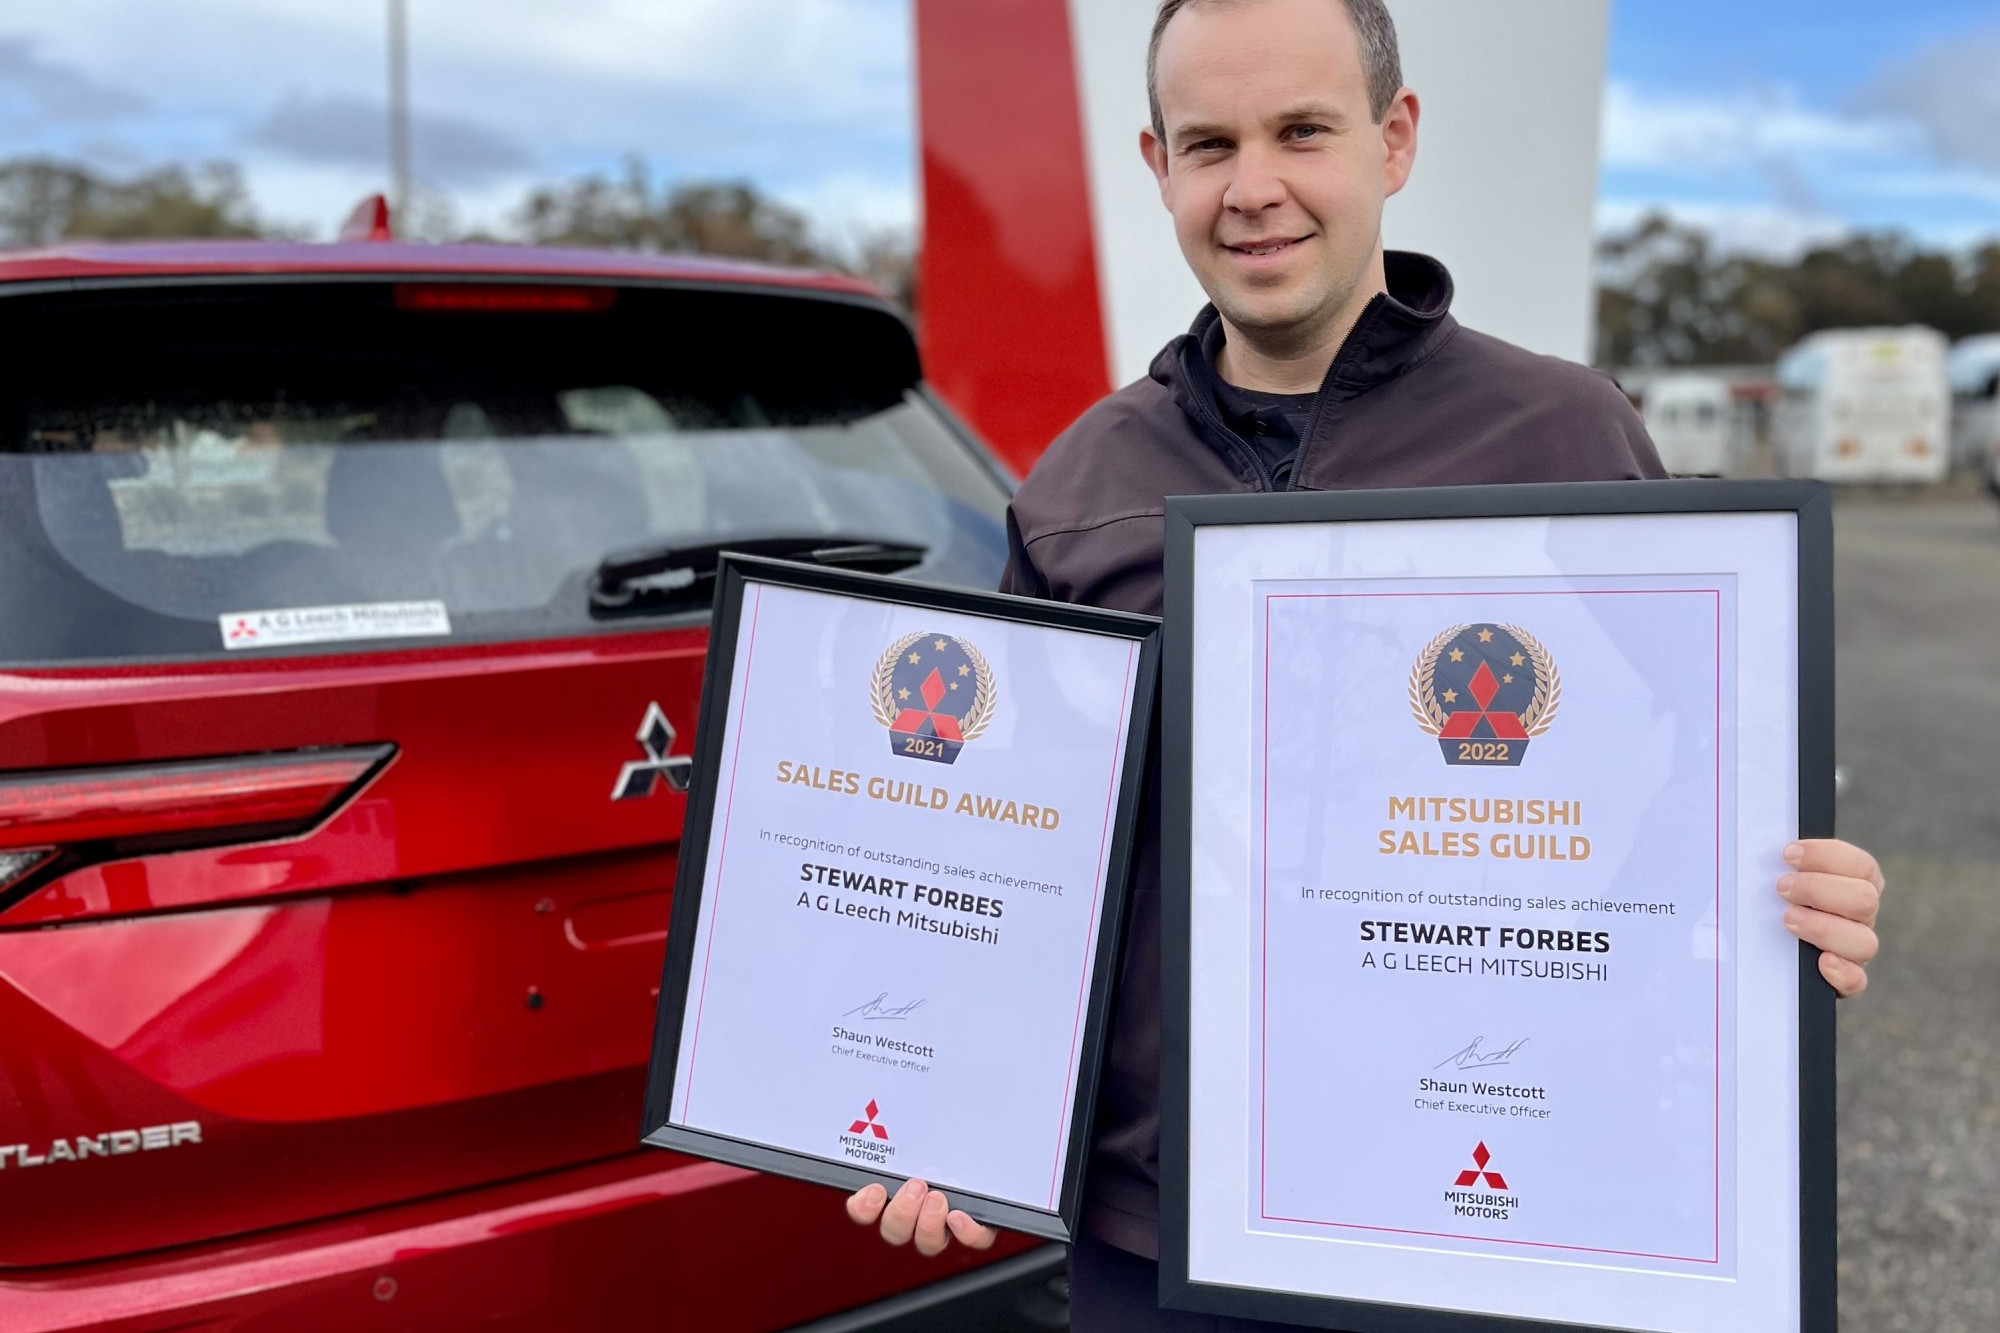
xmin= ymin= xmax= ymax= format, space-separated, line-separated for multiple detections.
xmin=219 ymin=601 xmax=452 ymax=650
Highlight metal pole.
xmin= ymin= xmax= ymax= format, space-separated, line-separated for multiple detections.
xmin=388 ymin=0 xmax=411 ymax=223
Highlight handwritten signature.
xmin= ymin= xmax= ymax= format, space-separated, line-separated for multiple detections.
xmin=844 ymin=991 xmax=927 ymax=1021
xmin=1434 ymin=1036 xmax=1529 ymax=1071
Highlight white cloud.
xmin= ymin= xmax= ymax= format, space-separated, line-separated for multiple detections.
xmin=1596 ymin=197 xmax=1852 ymax=259
xmin=3 ymin=0 xmax=918 ymax=239
xmin=246 ymin=95 xmax=534 ymax=186
xmin=0 ymin=33 xmax=146 ymax=128
xmin=1856 ymin=28 xmax=2000 ymax=173
xmin=1600 ymin=80 xmax=1918 ymax=173
xmin=1599 ymin=73 xmax=2000 ymax=254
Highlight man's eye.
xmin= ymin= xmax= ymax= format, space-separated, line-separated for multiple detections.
xmin=1286 ymin=125 xmax=1323 ymax=142
xmin=1187 ymin=139 xmax=1228 ymax=153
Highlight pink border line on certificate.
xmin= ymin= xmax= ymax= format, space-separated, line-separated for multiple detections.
xmin=678 ymin=582 xmax=767 ymax=1124
xmin=1046 ymin=638 xmax=1142 ymax=1209
xmin=1256 ymin=588 xmax=1726 ymax=1265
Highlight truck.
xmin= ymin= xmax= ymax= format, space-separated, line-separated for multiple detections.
xmin=1773 ymin=328 xmax=1951 ymax=484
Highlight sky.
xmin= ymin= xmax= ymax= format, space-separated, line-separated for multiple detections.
xmin=1 ymin=0 xmax=1996 ymax=257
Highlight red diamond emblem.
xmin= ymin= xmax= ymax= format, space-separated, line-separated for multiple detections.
xmin=1454 ymin=1141 xmax=1509 ymax=1190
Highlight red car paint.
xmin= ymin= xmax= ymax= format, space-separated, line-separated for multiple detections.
xmin=0 ymin=243 xmax=1039 ymax=1329
xmin=915 ymin=0 xmax=1113 ymax=475
xmin=0 ymin=239 xmax=879 ymax=297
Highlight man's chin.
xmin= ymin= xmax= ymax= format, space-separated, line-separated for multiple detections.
xmin=1211 ymin=290 xmax=1330 ymax=338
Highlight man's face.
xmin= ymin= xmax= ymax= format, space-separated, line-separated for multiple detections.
xmin=1144 ymin=0 xmax=1416 ymax=344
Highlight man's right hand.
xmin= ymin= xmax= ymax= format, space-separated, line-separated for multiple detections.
xmin=845 ymin=1179 xmax=999 ymax=1257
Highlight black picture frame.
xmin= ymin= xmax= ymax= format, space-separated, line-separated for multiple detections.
xmin=640 ymin=553 xmax=1161 ymax=1243
xmin=1158 ymin=480 xmax=1836 ymax=1331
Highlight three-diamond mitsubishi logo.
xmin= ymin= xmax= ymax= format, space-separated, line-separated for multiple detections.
xmin=848 ymin=1100 xmax=889 ymax=1141
xmin=839 ymin=1099 xmax=894 ymax=1166
xmin=1455 ymin=1141 xmax=1509 ymax=1189
xmin=611 ymin=702 xmax=692 ymax=800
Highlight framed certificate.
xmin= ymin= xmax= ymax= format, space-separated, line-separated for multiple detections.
xmin=1160 ymin=482 xmax=1834 ymax=1331
xmin=641 ymin=554 xmax=1159 ymax=1241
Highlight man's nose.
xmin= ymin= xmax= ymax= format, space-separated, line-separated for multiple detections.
xmin=1221 ymin=141 xmax=1287 ymax=214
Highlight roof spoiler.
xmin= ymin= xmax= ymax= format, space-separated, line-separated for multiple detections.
xmin=339 ymin=194 xmax=395 ymax=243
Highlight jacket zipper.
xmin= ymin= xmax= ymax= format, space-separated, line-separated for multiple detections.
xmin=1183 ymin=374 xmax=1279 ymax=492
xmin=1284 ymin=292 xmax=1389 ymax=491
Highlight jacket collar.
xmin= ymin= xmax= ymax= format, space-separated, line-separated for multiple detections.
xmin=1152 ymin=251 xmax=1460 ymax=475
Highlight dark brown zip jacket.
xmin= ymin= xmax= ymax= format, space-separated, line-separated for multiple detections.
xmin=1000 ymin=251 xmax=1666 ymax=1258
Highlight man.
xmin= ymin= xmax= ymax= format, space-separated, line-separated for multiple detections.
xmin=848 ymin=1 xmax=1886 ymax=1325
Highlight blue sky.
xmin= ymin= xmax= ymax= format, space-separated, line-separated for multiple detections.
xmin=1602 ymin=0 xmax=2000 ymax=251
xmin=1 ymin=0 xmax=1995 ymax=256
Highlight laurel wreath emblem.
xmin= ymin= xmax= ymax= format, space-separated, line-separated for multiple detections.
xmin=1502 ymin=623 xmax=1563 ymax=737
xmin=1407 ymin=623 xmax=1562 ymax=738
xmin=1407 ymin=624 xmax=1466 ymax=736
xmin=870 ymin=631 xmax=998 ymax=742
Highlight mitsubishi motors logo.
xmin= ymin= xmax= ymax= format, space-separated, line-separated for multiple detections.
xmin=848 ymin=1100 xmax=889 ymax=1141
xmin=1455 ymin=1141 xmax=1509 ymax=1189
xmin=838 ymin=1099 xmax=895 ymax=1166
xmin=1445 ymin=1141 xmax=1519 ymax=1221
xmin=611 ymin=702 xmax=692 ymax=800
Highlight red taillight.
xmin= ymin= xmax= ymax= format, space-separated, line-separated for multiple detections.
xmin=0 ymin=746 xmax=393 ymax=908
xmin=393 ymin=283 xmax=617 ymax=314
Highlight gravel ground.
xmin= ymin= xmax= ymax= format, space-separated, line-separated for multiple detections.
xmin=1831 ymin=483 xmax=2000 ymax=1332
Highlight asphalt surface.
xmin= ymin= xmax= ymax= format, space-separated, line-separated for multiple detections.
xmin=1831 ymin=482 xmax=2000 ymax=1332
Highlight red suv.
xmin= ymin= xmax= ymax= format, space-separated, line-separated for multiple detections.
xmin=0 ymin=241 xmax=1063 ymax=1330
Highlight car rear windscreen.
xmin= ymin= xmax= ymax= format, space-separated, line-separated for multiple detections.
xmin=0 ymin=279 xmax=1010 ymax=663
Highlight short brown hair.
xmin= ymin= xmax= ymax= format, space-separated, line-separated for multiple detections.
xmin=1147 ymin=0 xmax=1403 ymax=136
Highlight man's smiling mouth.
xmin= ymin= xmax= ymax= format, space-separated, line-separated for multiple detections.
xmin=1225 ymin=236 xmax=1310 ymax=257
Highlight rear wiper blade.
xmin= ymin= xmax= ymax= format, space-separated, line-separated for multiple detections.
xmin=590 ymin=535 xmax=928 ymax=616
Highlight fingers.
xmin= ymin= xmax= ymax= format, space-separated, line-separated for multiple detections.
xmin=878 ymin=1178 xmax=928 ymax=1247
xmin=846 ymin=1182 xmax=887 ymax=1227
xmin=856 ymin=1178 xmax=995 ymax=1256
xmin=1785 ymin=840 xmax=1885 ymax=893
xmin=1819 ymin=951 xmax=1869 ymax=998
xmin=947 ymin=1209 xmax=999 ymax=1250
xmin=913 ymin=1187 xmax=952 ymax=1256
xmin=1778 ymin=870 xmax=1882 ymax=928
xmin=1783 ymin=902 xmax=1879 ymax=968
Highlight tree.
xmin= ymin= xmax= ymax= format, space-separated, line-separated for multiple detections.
xmin=1594 ymin=213 xmax=1800 ymax=367
xmin=1597 ymin=212 xmax=2000 ymax=368
xmin=0 ymin=159 xmax=270 ymax=248
xmin=512 ymin=159 xmax=916 ymax=311
xmin=514 ymin=160 xmax=820 ymax=263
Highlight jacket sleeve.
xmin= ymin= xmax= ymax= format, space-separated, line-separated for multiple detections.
xmin=998 ymin=504 xmax=1052 ymax=599
xmin=1616 ymin=395 xmax=1671 ymax=481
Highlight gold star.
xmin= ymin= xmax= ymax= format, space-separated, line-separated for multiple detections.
xmin=1510 ymin=652 xmax=1526 ymax=667
xmin=1477 ymin=629 xmax=1494 ymax=643
xmin=897 ymin=687 xmax=910 ymax=700
xmin=949 ymin=681 xmax=959 ymax=690
xmin=1442 ymin=689 xmax=1459 ymax=703
xmin=1503 ymin=673 xmax=1514 ymax=684
xmin=907 ymin=652 xmax=920 ymax=664
xmin=957 ymin=664 xmax=971 ymax=676
xmin=1449 ymin=648 xmax=1465 ymax=662
xmin=934 ymin=639 xmax=948 ymax=651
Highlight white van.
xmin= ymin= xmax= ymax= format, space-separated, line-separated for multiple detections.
xmin=1774 ymin=328 xmax=1951 ymax=483
xmin=1641 ymin=373 xmax=1736 ymax=476
xmin=1947 ymin=335 xmax=2000 ymax=491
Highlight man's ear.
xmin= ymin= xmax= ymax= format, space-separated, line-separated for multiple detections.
xmin=1380 ymin=88 xmax=1420 ymax=198
xmin=1140 ymin=126 xmax=1173 ymax=207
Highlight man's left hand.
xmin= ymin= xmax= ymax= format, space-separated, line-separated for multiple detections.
xmin=1778 ymin=838 xmax=1883 ymax=997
